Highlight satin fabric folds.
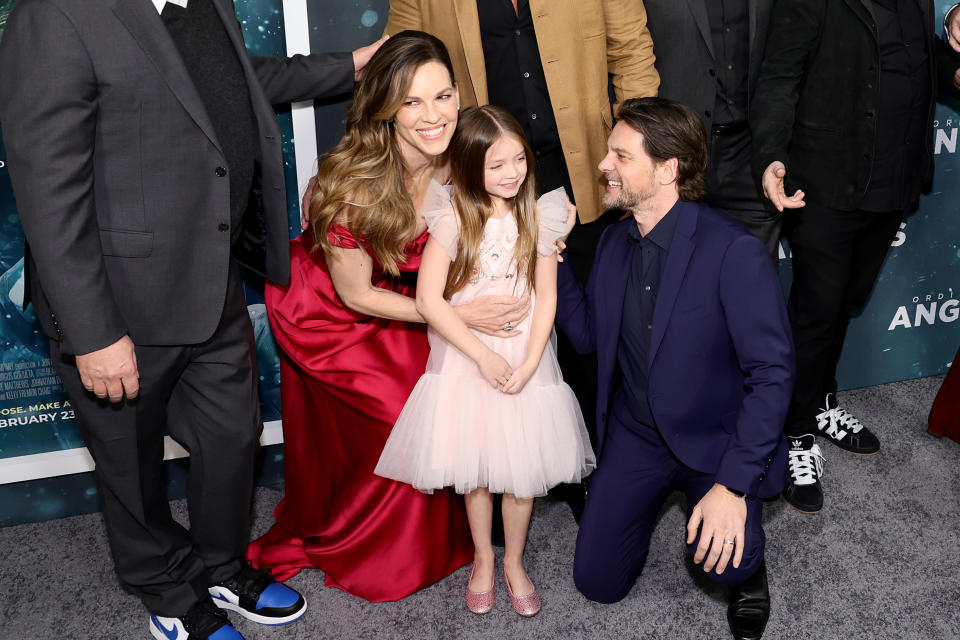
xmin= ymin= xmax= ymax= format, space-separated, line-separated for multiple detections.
xmin=247 ymin=226 xmax=473 ymax=602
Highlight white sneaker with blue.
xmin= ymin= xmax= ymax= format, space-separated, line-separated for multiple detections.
xmin=209 ymin=565 xmax=307 ymax=625
xmin=149 ymin=598 xmax=243 ymax=640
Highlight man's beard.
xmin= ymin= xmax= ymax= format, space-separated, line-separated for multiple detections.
xmin=602 ymin=182 xmax=652 ymax=212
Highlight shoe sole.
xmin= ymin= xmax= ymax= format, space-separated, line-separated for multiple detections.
xmin=210 ymin=597 xmax=307 ymax=626
xmin=786 ymin=502 xmax=822 ymax=514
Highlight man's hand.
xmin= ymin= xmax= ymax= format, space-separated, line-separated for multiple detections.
xmin=455 ymin=294 xmax=531 ymax=338
xmin=946 ymin=5 xmax=960 ymax=53
xmin=686 ymin=483 xmax=747 ymax=575
xmin=301 ymin=175 xmax=320 ymax=231
xmin=76 ymin=335 xmax=139 ymax=403
xmin=761 ymin=161 xmax=805 ymax=212
xmin=352 ymin=35 xmax=389 ymax=82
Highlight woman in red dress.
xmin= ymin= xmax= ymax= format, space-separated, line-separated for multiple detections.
xmin=247 ymin=32 xmax=528 ymax=602
xmin=929 ymin=348 xmax=960 ymax=444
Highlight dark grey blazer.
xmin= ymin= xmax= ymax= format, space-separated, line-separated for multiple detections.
xmin=642 ymin=0 xmax=773 ymax=136
xmin=0 ymin=0 xmax=354 ymax=354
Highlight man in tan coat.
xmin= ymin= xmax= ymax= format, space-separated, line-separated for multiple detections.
xmin=385 ymin=0 xmax=658 ymax=229
xmin=385 ymin=0 xmax=659 ymax=524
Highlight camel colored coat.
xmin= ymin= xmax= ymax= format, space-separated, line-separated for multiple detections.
xmin=385 ymin=0 xmax=659 ymax=223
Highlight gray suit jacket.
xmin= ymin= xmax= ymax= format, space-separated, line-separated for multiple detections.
xmin=643 ymin=0 xmax=773 ymax=136
xmin=0 ymin=0 xmax=354 ymax=354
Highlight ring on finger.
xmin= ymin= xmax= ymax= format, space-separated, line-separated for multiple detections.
xmin=504 ymin=322 xmax=514 ymax=331
xmin=723 ymin=539 xmax=735 ymax=546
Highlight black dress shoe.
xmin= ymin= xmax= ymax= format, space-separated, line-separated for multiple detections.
xmin=727 ymin=561 xmax=770 ymax=640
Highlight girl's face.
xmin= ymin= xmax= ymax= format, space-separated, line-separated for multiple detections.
xmin=392 ymin=61 xmax=460 ymax=164
xmin=483 ymin=133 xmax=527 ymax=212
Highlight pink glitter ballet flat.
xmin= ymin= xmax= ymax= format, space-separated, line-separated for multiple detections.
xmin=465 ymin=565 xmax=495 ymax=615
xmin=502 ymin=568 xmax=541 ymax=617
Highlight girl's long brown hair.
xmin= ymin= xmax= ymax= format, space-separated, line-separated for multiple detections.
xmin=308 ymin=31 xmax=456 ymax=277
xmin=445 ymin=106 xmax=538 ymax=299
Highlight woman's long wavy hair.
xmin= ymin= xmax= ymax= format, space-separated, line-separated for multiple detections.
xmin=445 ymin=106 xmax=538 ymax=299
xmin=308 ymin=31 xmax=456 ymax=276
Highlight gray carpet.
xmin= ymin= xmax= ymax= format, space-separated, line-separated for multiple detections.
xmin=1 ymin=376 xmax=958 ymax=640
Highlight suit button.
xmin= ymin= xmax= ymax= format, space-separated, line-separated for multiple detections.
xmin=215 ymin=166 xmax=227 ymax=177
xmin=709 ymin=68 xmax=716 ymax=76
xmin=218 ymin=223 xmax=229 ymax=232
xmin=705 ymin=109 xmax=712 ymax=118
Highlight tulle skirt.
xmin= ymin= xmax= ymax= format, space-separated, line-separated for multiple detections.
xmin=375 ymin=302 xmax=595 ymax=499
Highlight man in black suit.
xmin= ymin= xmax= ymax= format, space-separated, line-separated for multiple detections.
xmin=751 ymin=0 xmax=960 ymax=513
xmin=643 ymin=0 xmax=780 ymax=257
xmin=0 ymin=1 xmax=383 ymax=637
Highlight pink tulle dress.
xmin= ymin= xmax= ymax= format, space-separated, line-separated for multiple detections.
xmin=374 ymin=183 xmax=595 ymax=499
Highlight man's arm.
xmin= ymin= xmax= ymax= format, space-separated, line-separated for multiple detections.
xmin=603 ymin=0 xmax=660 ymax=109
xmin=686 ymin=234 xmax=794 ymax=575
xmin=555 ymin=245 xmax=598 ymax=356
xmin=749 ymin=0 xmax=826 ymax=196
xmin=383 ymin=0 xmax=425 ymax=36
xmin=714 ymin=235 xmax=795 ymax=496
xmin=249 ymin=53 xmax=355 ymax=105
xmin=0 ymin=1 xmax=127 ymax=357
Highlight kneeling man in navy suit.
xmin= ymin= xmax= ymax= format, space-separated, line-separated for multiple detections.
xmin=557 ymin=97 xmax=793 ymax=640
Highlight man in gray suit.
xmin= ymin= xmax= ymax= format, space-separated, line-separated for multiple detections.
xmin=643 ymin=0 xmax=780 ymax=257
xmin=0 ymin=1 xmax=383 ymax=638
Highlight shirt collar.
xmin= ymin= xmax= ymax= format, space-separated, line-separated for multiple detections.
xmin=626 ymin=199 xmax=681 ymax=252
xmin=153 ymin=0 xmax=189 ymax=14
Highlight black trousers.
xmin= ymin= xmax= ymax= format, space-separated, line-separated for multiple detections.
xmin=50 ymin=262 xmax=261 ymax=616
xmin=782 ymin=202 xmax=903 ymax=436
xmin=706 ymin=125 xmax=783 ymax=260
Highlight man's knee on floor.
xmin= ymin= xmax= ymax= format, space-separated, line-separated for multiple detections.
xmin=573 ymin=556 xmax=632 ymax=604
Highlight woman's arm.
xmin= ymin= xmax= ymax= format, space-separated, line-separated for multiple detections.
xmin=417 ymin=237 xmax=514 ymax=388
xmin=502 ymin=254 xmax=557 ymax=394
xmin=327 ymin=245 xmax=424 ymax=322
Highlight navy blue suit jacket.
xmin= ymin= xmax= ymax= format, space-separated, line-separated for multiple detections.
xmin=557 ymin=200 xmax=794 ymax=499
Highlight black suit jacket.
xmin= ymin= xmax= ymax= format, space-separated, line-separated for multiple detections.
xmin=0 ymin=0 xmax=354 ymax=354
xmin=749 ymin=0 xmax=957 ymax=211
xmin=643 ymin=0 xmax=773 ymax=138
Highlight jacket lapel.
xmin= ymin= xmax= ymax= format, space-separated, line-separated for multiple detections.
xmin=843 ymin=0 xmax=878 ymax=34
xmin=453 ymin=0 xmax=489 ymax=105
xmin=649 ymin=202 xmax=696 ymax=367
xmin=110 ymin=0 xmax=223 ymax=152
xmin=685 ymin=0 xmax=714 ymax=59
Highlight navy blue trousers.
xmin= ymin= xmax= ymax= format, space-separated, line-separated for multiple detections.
xmin=573 ymin=395 xmax=766 ymax=603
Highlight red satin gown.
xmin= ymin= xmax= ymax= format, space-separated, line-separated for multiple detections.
xmin=247 ymin=225 xmax=473 ymax=601
xmin=928 ymin=347 xmax=960 ymax=444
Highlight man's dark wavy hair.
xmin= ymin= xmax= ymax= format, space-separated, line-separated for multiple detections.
xmin=615 ymin=97 xmax=708 ymax=201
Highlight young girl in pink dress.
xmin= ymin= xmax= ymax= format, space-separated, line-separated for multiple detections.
xmin=375 ymin=106 xmax=595 ymax=617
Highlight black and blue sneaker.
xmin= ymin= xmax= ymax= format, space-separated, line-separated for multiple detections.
xmin=149 ymin=598 xmax=244 ymax=640
xmin=209 ymin=565 xmax=307 ymax=626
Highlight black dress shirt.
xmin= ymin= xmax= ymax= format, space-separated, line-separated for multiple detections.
xmin=617 ymin=203 xmax=680 ymax=429
xmin=860 ymin=0 xmax=931 ymax=212
xmin=705 ymin=0 xmax=750 ymax=125
xmin=476 ymin=0 xmax=562 ymax=155
xmin=163 ymin=0 xmax=256 ymax=244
